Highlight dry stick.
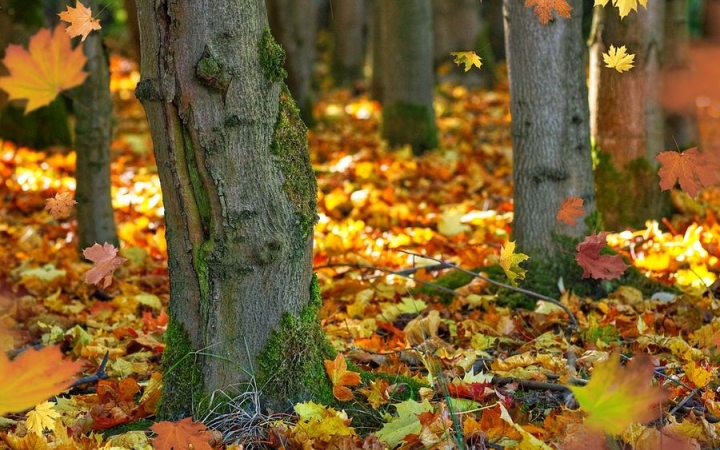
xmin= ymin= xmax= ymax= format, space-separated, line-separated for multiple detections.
xmin=314 ymin=262 xmax=458 ymax=295
xmin=398 ymin=250 xmax=579 ymax=330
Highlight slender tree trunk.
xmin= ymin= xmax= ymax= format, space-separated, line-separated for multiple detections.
xmin=381 ymin=0 xmax=438 ymax=154
xmin=504 ymin=0 xmax=595 ymax=257
xmin=74 ymin=0 xmax=118 ymax=251
xmin=266 ymin=0 xmax=318 ymax=124
xmin=368 ymin=0 xmax=384 ymax=101
xmin=589 ymin=2 xmax=669 ymax=229
xmin=330 ymin=0 xmax=366 ymax=86
xmin=704 ymin=0 xmax=720 ymax=41
xmin=134 ymin=0 xmax=330 ymax=418
xmin=664 ymin=0 xmax=695 ymax=149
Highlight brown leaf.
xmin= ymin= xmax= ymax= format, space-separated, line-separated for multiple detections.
xmin=525 ymin=0 xmax=572 ymax=24
xmin=151 ymin=417 xmax=213 ymax=450
xmin=83 ymin=242 xmax=127 ymax=288
xmin=657 ymin=148 xmax=719 ymax=198
xmin=575 ymin=232 xmax=628 ymax=280
xmin=44 ymin=192 xmax=76 ymax=220
xmin=324 ymin=354 xmax=362 ymax=402
xmin=556 ymin=196 xmax=584 ymax=226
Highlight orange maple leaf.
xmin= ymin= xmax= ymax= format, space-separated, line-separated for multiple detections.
xmin=525 ymin=0 xmax=572 ymax=24
xmin=324 ymin=354 xmax=362 ymax=402
xmin=45 ymin=192 xmax=77 ymax=220
xmin=556 ymin=196 xmax=584 ymax=226
xmin=657 ymin=147 xmax=719 ymax=198
xmin=151 ymin=417 xmax=213 ymax=450
xmin=0 ymin=346 xmax=82 ymax=415
xmin=0 ymin=24 xmax=88 ymax=114
xmin=570 ymin=353 xmax=670 ymax=435
xmin=58 ymin=1 xmax=102 ymax=42
xmin=575 ymin=232 xmax=628 ymax=280
xmin=83 ymin=242 xmax=127 ymax=288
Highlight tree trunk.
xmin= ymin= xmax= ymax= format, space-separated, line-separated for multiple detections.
xmin=588 ymin=2 xmax=669 ymax=229
xmin=330 ymin=0 xmax=366 ymax=86
xmin=266 ymin=0 xmax=318 ymax=125
xmin=503 ymin=0 xmax=595 ymax=257
xmin=368 ymin=0 xmax=384 ymax=101
xmin=134 ymin=0 xmax=331 ymax=418
xmin=663 ymin=0 xmax=695 ymax=149
xmin=381 ymin=0 xmax=438 ymax=154
xmin=74 ymin=0 xmax=118 ymax=251
xmin=704 ymin=0 xmax=720 ymax=41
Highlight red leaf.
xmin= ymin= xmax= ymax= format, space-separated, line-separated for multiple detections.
xmin=575 ymin=232 xmax=628 ymax=280
xmin=151 ymin=417 xmax=213 ymax=450
xmin=657 ymin=147 xmax=719 ymax=198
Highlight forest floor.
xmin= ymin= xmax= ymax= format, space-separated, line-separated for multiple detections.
xmin=1 ymin=56 xmax=720 ymax=449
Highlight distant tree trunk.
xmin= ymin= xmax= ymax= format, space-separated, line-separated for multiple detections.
xmin=589 ymin=2 xmax=669 ymax=229
xmin=266 ymin=0 xmax=318 ymax=124
xmin=123 ymin=0 xmax=141 ymax=62
xmin=504 ymin=0 xmax=595 ymax=257
xmin=485 ymin=0 xmax=505 ymax=61
xmin=381 ymin=0 xmax=438 ymax=154
xmin=330 ymin=0 xmax=366 ymax=86
xmin=664 ymin=0 xmax=695 ymax=149
xmin=134 ymin=0 xmax=331 ymax=419
xmin=368 ymin=0 xmax=384 ymax=101
xmin=73 ymin=0 xmax=118 ymax=250
xmin=704 ymin=0 xmax=720 ymax=41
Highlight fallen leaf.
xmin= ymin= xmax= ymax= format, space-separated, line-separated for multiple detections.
xmin=0 ymin=24 xmax=88 ymax=114
xmin=45 ymin=192 xmax=76 ymax=220
xmin=58 ymin=1 xmax=102 ymax=42
xmin=499 ymin=241 xmax=529 ymax=286
xmin=324 ymin=354 xmax=361 ymax=402
xmin=0 ymin=346 xmax=82 ymax=416
xmin=25 ymin=401 xmax=60 ymax=436
xmin=376 ymin=399 xmax=434 ymax=448
xmin=557 ymin=196 xmax=585 ymax=226
xmin=151 ymin=417 xmax=213 ymax=450
xmin=83 ymin=242 xmax=127 ymax=288
xmin=657 ymin=148 xmax=719 ymax=198
xmin=575 ymin=232 xmax=628 ymax=280
xmin=570 ymin=353 xmax=669 ymax=435
xmin=524 ymin=0 xmax=572 ymax=25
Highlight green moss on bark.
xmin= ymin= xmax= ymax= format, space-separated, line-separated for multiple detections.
xmin=382 ymin=102 xmax=438 ymax=155
xmin=259 ymin=28 xmax=287 ymax=83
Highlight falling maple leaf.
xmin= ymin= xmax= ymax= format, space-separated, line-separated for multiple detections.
xmin=657 ymin=147 xmax=719 ymax=198
xmin=83 ymin=242 xmax=127 ymax=288
xmin=151 ymin=417 xmax=213 ymax=450
xmin=557 ymin=196 xmax=584 ymax=226
xmin=324 ymin=353 xmax=361 ymax=401
xmin=58 ymin=1 xmax=102 ymax=42
xmin=0 ymin=346 xmax=82 ymax=416
xmin=0 ymin=24 xmax=88 ymax=114
xmin=575 ymin=232 xmax=628 ymax=280
xmin=45 ymin=192 xmax=77 ymax=220
xmin=26 ymin=401 xmax=60 ymax=436
xmin=570 ymin=353 xmax=670 ymax=435
xmin=525 ymin=0 xmax=572 ymax=25
xmin=499 ymin=241 xmax=529 ymax=287
xmin=595 ymin=0 xmax=648 ymax=18
xmin=603 ymin=45 xmax=635 ymax=72
xmin=450 ymin=51 xmax=482 ymax=72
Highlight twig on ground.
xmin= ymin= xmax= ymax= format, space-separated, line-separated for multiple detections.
xmin=71 ymin=352 xmax=109 ymax=388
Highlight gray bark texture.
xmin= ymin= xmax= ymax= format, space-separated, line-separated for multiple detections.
xmin=503 ymin=0 xmax=595 ymax=256
xmin=134 ymin=0 xmax=325 ymax=417
xmin=73 ymin=0 xmax=118 ymax=250
xmin=380 ymin=0 xmax=438 ymax=153
xmin=330 ymin=0 xmax=366 ymax=85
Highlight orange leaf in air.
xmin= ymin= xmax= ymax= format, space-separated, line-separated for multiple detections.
xmin=45 ymin=192 xmax=77 ymax=220
xmin=58 ymin=1 xmax=102 ymax=42
xmin=0 ymin=24 xmax=88 ymax=114
xmin=324 ymin=354 xmax=362 ymax=401
xmin=525 ymin=0 xmax=572 ymax=24
xmin=556 ymin=196 xmax=584 ymax=226
xmin=83 ymin=242 xmax=127 ymax=288
xmin=0 ymin=346 xmax=82 ymax=415
xmin=151 ymin=417 xmax=214 ymax=450
xmin=575 ymin=232 xmax=628 ymax=280
xmin=657 ymin=147 xmax=719 ymax=198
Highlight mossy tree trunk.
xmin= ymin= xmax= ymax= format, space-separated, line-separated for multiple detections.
xmin=503 ymin=0 xmax=596 ymax=258
xmin=134 ymin=0 xmax=332 ymax=417
xmin=74 ymin=0 xmax=118 ymax=250
xmin=380 ymin=0 xmax=438 ymax=154
xmin=588 ymin=2 xmax=670 ymax=230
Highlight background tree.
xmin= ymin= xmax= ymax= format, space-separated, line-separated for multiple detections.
xmin=380 ymin=0 xmax=437 ymax=153
xmin=663 ymin=0 xmax=695 ymax=149
xmin=134 ymin=0 xmax=331 ymax=417
xmin=503 ymin=0 xmax=595 ymax=257
xmin=589 ymin=1 xmax=669 ymax=229
xmin=330 ymin=0 xmax=366 ymax=87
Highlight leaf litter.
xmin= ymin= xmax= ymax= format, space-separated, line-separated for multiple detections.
xmin=0 ymin=56 xmax=719 ymax=449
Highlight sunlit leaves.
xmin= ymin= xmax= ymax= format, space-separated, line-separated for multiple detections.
xmin=603 ymin=45 xmax=635 ymax=72
xmin=451 ymin=51 xmax=482 ymax=72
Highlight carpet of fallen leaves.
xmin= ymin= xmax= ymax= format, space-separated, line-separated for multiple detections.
xmin=2 ymin=55 xmax=720 ymax=449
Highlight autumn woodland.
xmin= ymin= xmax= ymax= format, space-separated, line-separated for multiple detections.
xmin=1 ymin=0 xmax=720 ymax=449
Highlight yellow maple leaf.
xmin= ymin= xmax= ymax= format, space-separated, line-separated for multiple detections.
xmin=324 ymin=354 xmax=361 ymax=402
xmin=450 ymin=51 xmax=482 ymax=72
xmin=58 ymin=1 xmax=102 ymax=42
xmin=682 ymin=361 xmax=714 ymax=388
xmin=570 ymin=353 xmax=670 ymax=435
xmin=26 ymin=401 xmax=60 ymax=436
xmin=0 ymin=24 xmax=88 ymax=114
xmin=603 ymin=45 xmax=635 ymax=73
xmin=0 ymin=346 xmax=82 ymax=415
xmin=499 ymin=241 xmax=529 ymax=287
xmin=525 ymin=0 xmax=573 ymax=25
xmin=596 ymin=0 xmax=648 ymax=18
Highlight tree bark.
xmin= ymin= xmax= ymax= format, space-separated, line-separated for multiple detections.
xmin=663 ymin=0 xmax=695 ymax=149
xmin=134 ymin=0 xmax=330 ymax=418
xmin=74 ymin=0 xmax=118 ymax=251
xmin=380 ymin=0 xmax=438 ymax=154
xmin=368 ymin=0 xmax=384 ymax=101
xmin=330 ymin=0 xmax=366 ymax=86
xmin=503 ymin=0 xmax=595 ymax=257
xmin=588 ymin=2 xmax=669 ymax=229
